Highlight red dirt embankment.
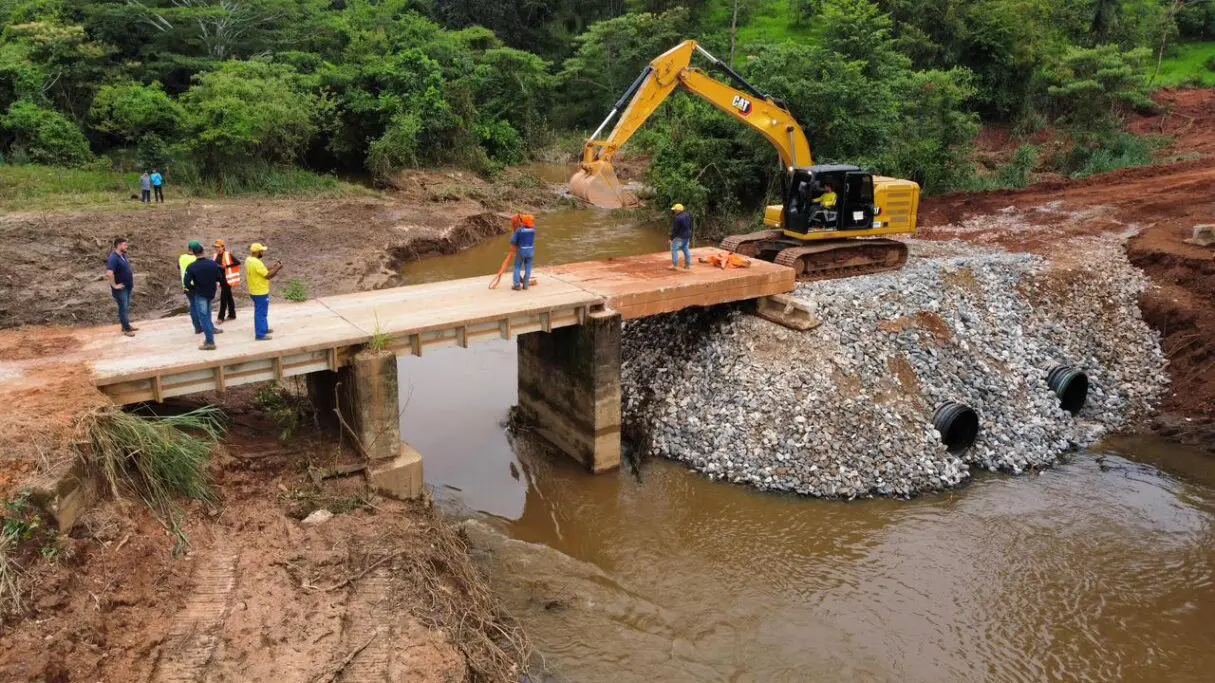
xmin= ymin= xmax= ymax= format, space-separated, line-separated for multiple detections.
xmin=919 ymin=89 xmax=1215 ymax=448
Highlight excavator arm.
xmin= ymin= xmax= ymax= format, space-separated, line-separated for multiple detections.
xmin=570 ymin=41 xmax=814 ymax=208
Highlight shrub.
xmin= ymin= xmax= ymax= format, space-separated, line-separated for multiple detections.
xmin=2 ymin=100 xmax=93 ymax=166
xmin=283 ymin=278 xmax=309 ymax=302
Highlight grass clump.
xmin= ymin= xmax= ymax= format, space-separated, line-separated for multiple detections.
xmin=1061 ymin=132 xmax=1162 ymax=179
xmin=81 ymin=406 xmax=225 ymax=518
xmin=283 ymin=278 xmax=309 ymax=302
xmin=0 ymin=489 xmax=39 ymax=617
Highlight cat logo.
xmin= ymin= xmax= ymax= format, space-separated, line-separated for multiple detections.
xmin=731 ymin=95 xmax=753 ymax=115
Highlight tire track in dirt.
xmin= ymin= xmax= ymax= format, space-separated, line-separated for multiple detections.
xmin=152 ymin=550 xmax=238 ymax=682
xmin=336 ymin=565 xmax=396 ymax=682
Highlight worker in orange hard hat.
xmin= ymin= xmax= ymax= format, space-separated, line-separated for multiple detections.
xmin=511 ymin=214 xmax=537 ymax=290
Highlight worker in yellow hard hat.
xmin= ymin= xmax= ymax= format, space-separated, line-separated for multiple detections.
xmin=245 ymin=242 xmax=283 ymax=340
xmin=669 ymin=203 xmax=693 ymax=270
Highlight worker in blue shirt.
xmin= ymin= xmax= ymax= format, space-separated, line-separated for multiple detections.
xmin=150 ymin=168 xmax=165 ymax=203
xmin=511 ymin=214 xmax=536 ymax=290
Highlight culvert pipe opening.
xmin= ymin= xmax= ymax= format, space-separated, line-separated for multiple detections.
xmin=1047 ymin=365 xmax=1090 ymax=416
xmin=933 ymin=402 xmax=979 ymax=454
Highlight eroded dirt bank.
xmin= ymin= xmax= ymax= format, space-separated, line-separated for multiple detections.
xmin=0 ymin=389 xmax=530 ymax=681
xmin=918 ymin=106 xmax=1215 ymax=450
xmin=0 ymin=168 xmax=561 ymax=329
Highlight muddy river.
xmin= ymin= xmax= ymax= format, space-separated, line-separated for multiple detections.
xmin=397 ymin=190 xmax=1215 ymax=682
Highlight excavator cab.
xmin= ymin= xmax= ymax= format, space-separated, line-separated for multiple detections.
xmin=782 ymin=165 xmax=875 ymax=235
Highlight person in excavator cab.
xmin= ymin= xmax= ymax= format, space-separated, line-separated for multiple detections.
xmin=812 ymin=182 xmax=838 ymax=228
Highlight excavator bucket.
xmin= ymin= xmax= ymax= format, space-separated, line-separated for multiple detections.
xmin=569 ymin=160 xmax=638 ymax=209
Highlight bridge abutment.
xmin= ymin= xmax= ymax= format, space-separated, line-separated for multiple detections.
xmin=307 ymin=349 xmax=423 ymax=500
xmin=517 ymin=309 xmax=622 ymax=472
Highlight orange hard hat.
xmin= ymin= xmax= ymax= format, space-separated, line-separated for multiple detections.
xmin=523 ymin=214 xmax=536 ymax=228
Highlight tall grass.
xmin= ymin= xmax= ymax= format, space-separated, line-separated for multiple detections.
xmin=1063 ymin=132 xmax=1162 ymax=179
xmin=81 ymin=406 xmax=226 ymax=518
xmin=1155 ymin=41 xmax=1215 ymax=88
xmin=0 ymin=163 xmax=374 ymax=211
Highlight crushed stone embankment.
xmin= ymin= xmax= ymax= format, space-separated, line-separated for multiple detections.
xmin=621 ymin=239 xmax=1168 ymax=498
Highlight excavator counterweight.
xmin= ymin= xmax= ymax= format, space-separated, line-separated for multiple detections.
xmin=569 ymin=40 xmax=920 ymax=282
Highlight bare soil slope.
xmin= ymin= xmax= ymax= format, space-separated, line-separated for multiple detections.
xmin=0 ymin=394 xmax=529 ymax=681
xmin=0 ymin=169 xmax=559 ymax=330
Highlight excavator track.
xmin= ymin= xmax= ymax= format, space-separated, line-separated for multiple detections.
xmin=772 ymin=238 xmax=908 ymax=281
xmin=719 ymin=230 xmax=786 ymax=257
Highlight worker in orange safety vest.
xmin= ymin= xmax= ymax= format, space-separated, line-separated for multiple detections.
xmin=213 ymin=239 xmax=242 ymax=325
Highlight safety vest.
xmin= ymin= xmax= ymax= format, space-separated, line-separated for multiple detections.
xmin=219 ymin=251 xmax=241 ymax=286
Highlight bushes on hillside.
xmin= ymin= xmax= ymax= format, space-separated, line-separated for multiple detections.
xmin=2 ymin=100 xmax=93 ymax=165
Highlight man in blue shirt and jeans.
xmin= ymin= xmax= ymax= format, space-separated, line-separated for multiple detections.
xmin=184 ymin=244 xmax=226 ymax=350
xmin=511 ymin=214 xmax=536 ymax=290
xmin=670 ymin=203 xmax=693 ymax=270
xmin=106 ymin=237 xmax=137 ymax=337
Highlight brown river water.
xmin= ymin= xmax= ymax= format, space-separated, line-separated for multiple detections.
xmin=397 ymin=174 xmax=1215 ymax=682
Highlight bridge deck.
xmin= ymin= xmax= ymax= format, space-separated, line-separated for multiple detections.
xmin=2 ymin=248 xmax=793 ymax=404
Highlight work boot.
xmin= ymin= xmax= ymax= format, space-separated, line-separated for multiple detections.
xmin=255 ymin=335 xmax=274 ymax=341
xmin=123 ymin=330 xmax=135 ymax=338
xmin=266 ymin=328 xmax=274 ymax=333
xmin=213 ymin=328 xmax=224 ymax=334
xmin=512 ymin=284 xmax=521 ymax=290
xmin=199 ymin=342 xmax=217 ymax=350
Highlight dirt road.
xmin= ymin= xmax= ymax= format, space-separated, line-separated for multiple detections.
xmin=919 ymin=89 xmax=1215 ymax=445
xmin=0 ymin=169 xmax=560 ymax=329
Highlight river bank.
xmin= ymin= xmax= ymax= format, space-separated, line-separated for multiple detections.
xmin=0 ymin=388 xmax=531 ymax=681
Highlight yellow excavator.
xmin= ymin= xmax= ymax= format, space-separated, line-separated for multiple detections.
xmin=569 ymin=40 xmax=921 ymax=279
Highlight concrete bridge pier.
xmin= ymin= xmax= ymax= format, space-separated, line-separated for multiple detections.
xmin=517 ymin=309 xmax=622 ymax=473
xmin=307 ymin=349 xmax=423 ymax=500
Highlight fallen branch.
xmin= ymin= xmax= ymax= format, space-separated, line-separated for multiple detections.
xmin=318 ymin=550 xmax=404 ymax=592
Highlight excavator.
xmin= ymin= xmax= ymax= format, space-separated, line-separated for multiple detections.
xmin=569 ymin=40 xmax=921 ymax=279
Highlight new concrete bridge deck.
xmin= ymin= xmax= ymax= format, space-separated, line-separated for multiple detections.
xmin=2 ymin=248 xmax=792 ymax=405
xmin=2 ymin=248 xmax=795 ymax=498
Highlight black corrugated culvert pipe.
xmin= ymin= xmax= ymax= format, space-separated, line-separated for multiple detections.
xmin=933 ymin=402 xmax=979 ymax=454
xmin=1047 ymin=365 xmax=1089 ymax=415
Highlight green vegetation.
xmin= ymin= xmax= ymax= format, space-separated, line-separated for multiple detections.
xmin=1155 ymin=41 xmax=1215 ymax=86
xmin=283 ymin=278 xmax=310 ymax=302
xmin=0 ymin=164 xmax=370 ymax=211
xmin=83 ymin=406 xmax=225 ymax=520
xmin=1 ymin=0 xmax=1210 ymax=214
xmin=255 ymin=383 xmax=311 ymax=441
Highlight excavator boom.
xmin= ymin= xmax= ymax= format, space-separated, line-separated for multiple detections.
xmin=570 ymin=41 xmax=813 ymax=208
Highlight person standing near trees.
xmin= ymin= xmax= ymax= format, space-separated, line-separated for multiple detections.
xmin=213 ymin=239 xmax=241 ymax=325
xmin=669 ymin=203 xmax=693 ymax=270
xmin=139 ymin=171 xmax=152 ymax=203
xmin=106 ymin=237 xmax=137 ymax=337
xmin=151 ymin=168 xmax=165 ymax=203
xmin=245 ymin=242 xmax=283 ymax=341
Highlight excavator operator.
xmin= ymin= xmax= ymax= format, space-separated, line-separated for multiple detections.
xmin=813 ymin=182 xmax=838 ymax=227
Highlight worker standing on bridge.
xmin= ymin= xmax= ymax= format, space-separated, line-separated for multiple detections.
xmin=184 ymin=244 xmax=225 ymax=351
xmin=213 ymin=239 xmax=240 ymax=326
xmin=670 ymin=203 xmax=693 ymax=270
xmin=106 ymin=237 xmax=136 ymax=337
xmin=245 ymin=242 xmax=283 ymax=341
xmin=179 ymin=241 xmax=202 ymax=336
xmin=511 ymin=214 xmax=536 ymax=291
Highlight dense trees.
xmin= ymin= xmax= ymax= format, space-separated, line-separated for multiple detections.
xmin=0 ymin=0 xmax=1208 ymax=199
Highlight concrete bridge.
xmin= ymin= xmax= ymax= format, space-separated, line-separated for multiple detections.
xmin=4 ymin=249 xmax=799 ymax=499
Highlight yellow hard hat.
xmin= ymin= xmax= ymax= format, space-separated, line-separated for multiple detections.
xmin=250 ymin=242 xmax=268 ymax=253
xmin=671 ymin=203 xmax=685 ymax=212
